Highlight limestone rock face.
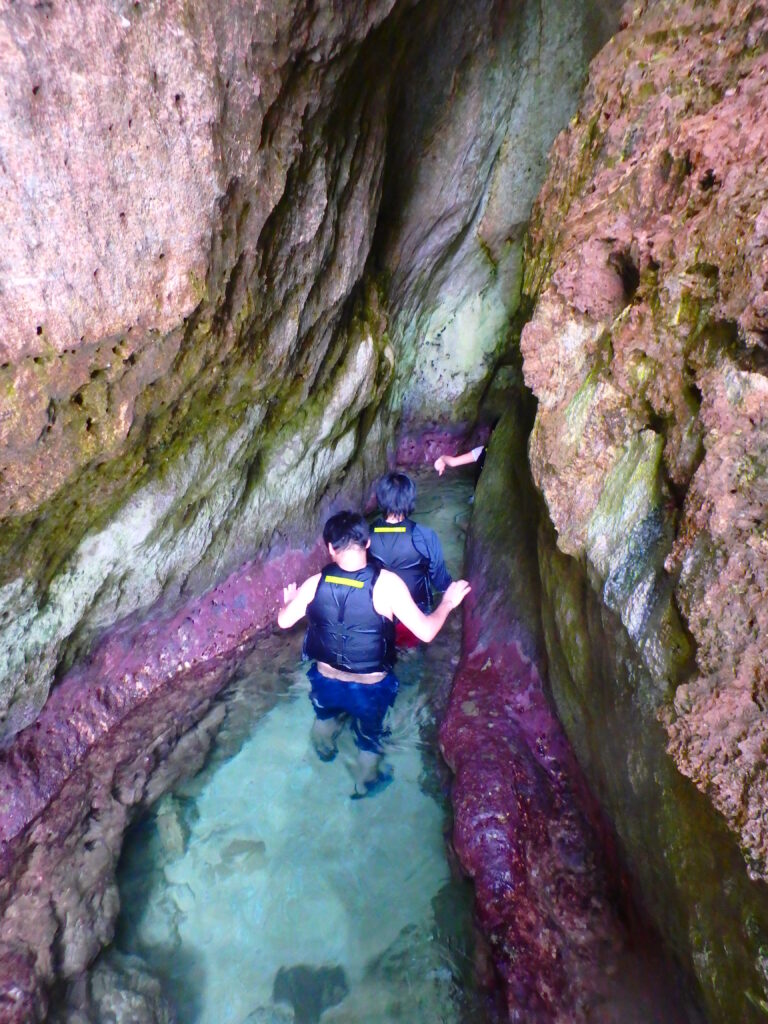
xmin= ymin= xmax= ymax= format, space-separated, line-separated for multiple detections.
xmin=49 ymin=951 xmax=176 ymax=1024
xmin=441 ymin=407 xmax=697 ymax=1024
xmin=0 ymin=0 xmax=625 ymax=1017
xmin=0 ymin=0 xmax=618 ymax=743
xmin=0 ymin=0 xmax=401 ymax=740
xmin=519 ymin=1 xmax=768 ymax=1019
xmin=379 ymin=0 xmax=621 ymax=425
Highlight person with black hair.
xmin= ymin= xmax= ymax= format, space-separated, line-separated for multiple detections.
xmin=278 ymin=510 xmax=470 ymax=797
xmin=369 ymin=472 xmax=453 ymax=646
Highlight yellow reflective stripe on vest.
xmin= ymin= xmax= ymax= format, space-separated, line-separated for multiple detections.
xmin=324 ymin=575 xmax=364 ymax=588
xmin=373 ymin=526 xmax=406 ymax=533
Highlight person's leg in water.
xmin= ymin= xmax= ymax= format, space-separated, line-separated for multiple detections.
xmin=349 ymin=673 xmax=398 ymax=798
xmin=307 ymin=664 xmax=347 ymax=762
xmin=310 ymin=715 xmax=344 ymax=761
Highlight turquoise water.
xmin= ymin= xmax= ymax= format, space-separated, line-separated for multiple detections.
xmin=115 ymin=473 xmax=486 ymax=1024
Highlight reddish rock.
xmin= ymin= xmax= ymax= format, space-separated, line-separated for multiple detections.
xmin=524 ymin=0 xmax=768 ymax=885
xmin=0 ymin=540 xmax=323 ymax=1013
xmin=517 ymin=0 xmax=768 ymax=1019
xmin=0 ymin=946 xmax=47 ymax=1024
xmin=395 ymin=424 xmax=491 ymax=468
xmin=441 ymin=592 xmax=693 ymax=1023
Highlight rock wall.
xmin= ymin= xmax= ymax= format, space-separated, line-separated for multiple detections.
xmin=442 ymin=407 xmax=698 ymax=1023
xmin=0 ymin=0 xmax=624 ymax=1018
xmin=0 ymin=544 xmax=324 ymax=1023
xmin=516 ymin=1 xmax=768 ymax=1019
xmin=375 ymin=0 xmax=620 ymax=425
xmin=0 ymin=0 xmax=401 ymax=741
xmin=0 ymin=0 xmax=618 ymax=744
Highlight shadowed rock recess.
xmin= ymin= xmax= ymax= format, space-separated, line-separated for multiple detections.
xmin=5 ymin=0 xmax=767 ymax=1022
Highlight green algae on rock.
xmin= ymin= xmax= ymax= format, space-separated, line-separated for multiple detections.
xmin=516 ymin=0 xmax=768 ymax=1019
xmin=0 ymin=0 xmax=619 ymax=741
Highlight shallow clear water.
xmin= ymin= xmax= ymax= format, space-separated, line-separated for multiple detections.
xmin=115 ymin=472 xmax=486 ymax=1024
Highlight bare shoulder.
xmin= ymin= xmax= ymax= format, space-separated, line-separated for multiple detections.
xmin=373 ymin=568 xmax=401 ymax=616
xmin=301 ymin=572 xmax=322 ymax=595
xmin=375 ymin=568 xmax=403 ymax=591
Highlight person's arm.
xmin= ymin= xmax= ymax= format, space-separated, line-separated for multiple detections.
xmin=277 ymin=573 xmax=321 ymax=628
xmin=374 ymin=571 xmax=470 ymax=642
xmin=412 ymin=524 xmax=452 ymax=592
xmin=434 ymin=447 xmax=484 ymax=475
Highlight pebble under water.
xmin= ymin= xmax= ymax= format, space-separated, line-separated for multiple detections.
xmin=114 ymin=473 xmax=491 ymax=1024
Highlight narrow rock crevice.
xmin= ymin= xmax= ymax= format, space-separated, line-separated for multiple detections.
xmin=3 ymin=1 xmax=767 ymax=1023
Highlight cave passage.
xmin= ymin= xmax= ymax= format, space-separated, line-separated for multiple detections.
xmin=112 ymin=471 xmax=488 ymax=1024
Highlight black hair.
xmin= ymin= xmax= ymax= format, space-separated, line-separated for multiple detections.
xmin=375 ymin=472 xmax=416 ymax=517
xmin=322 ymin=510 xmax=370 ymax=551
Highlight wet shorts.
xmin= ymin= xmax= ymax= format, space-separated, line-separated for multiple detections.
xmin=307 ymin=663 xmax=399 ymax=753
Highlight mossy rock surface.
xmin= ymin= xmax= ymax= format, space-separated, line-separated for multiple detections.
xmin=513 ymin=1 xmax=768 ymax=1019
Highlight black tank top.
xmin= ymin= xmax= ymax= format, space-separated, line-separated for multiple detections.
xmin=303 ymin=563 xmax=395 ymax=673
xmin=369 ymin=518 xmax=431 ymax=611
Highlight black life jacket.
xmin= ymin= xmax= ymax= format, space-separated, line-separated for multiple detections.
xmin=369 ymin=517 xmax=431 ymax=611
xmin=303 ymin=563 xmax=395 ymax=673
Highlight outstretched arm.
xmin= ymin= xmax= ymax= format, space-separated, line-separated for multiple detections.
xmin=277 ymin=573 xmax=321 ymax=628
xmin=434 ymin=448 xmax=483 ymax=475
xmin=374 ymin=571 xmax=470 ymax=642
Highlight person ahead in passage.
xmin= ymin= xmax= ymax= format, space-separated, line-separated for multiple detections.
xmin=368 ymin=472 xmax=452 ymax=646
xmin=433 ymin=445 xmax=486 ymax=477
xmin=278 ymin=511 xmax=470 ymax=797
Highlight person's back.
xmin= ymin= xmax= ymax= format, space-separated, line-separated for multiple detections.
xmin=304 ymin=561 xmax=394 ymax=674
xmin=369 ymin=472 xmax=452 ymax=614
xmin=277 ymin=509 xmax=469 ymax=796
xmin=369 ymin=515 xmax=431 ymax=609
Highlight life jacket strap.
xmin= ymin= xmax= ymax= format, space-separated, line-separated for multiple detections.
xmin=324 ymin=575 xmax=364 ymax=588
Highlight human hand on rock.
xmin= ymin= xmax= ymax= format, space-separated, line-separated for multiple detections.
xmin=443 ymin=580 xmax=471 ymax=609
xmin=283 ymin=583 xmax=298 ymax=606
xmin=434 ymin=456 xmax=447 ymax=476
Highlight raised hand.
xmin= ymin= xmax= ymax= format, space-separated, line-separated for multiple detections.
xmin=443 ymin=580 xmax=471 ymax=609
xmin=283 ymin=582 xmax=298 ymax=606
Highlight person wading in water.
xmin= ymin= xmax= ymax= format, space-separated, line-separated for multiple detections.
xmin=368 ymin=472 xmax=453 ymax=647
xmin=278 ymin=511 xmax=470 ymax=798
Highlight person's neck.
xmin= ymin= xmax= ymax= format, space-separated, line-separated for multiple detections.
xmin=385 ymin=513 xmax=405 ymax=524
xmin=333 ymin=547 xmax=368 ymax=572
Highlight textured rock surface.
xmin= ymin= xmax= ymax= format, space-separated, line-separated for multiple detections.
xmin=0 ymin=0 xmax=619 ymax=743
xmin=0 ymin=0 xmax=631 ymax=1017
xmin=0 ymin=542 xmax=322 ymax=1022
xmin=49 ymin=951 xmax=176 ymax=1024
xmin=379 ymin=0 xmax=621 ymax=425
xmin=440 ymin=412 xmax=697 ymax=1023
xmin=0 ymin=0 xmax=402 ymax=740
xmin=518 ymin=1 xmax=768 ymax=1019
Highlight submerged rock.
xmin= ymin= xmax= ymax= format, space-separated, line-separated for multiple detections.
xmin=50 ymin=951 xmax=176 ymax=1024
xmin=272 ymin=964 xmax=348 ymax=1024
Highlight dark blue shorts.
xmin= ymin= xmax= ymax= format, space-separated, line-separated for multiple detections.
xmin=307 ymin=663 xmax=399 ymax=753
